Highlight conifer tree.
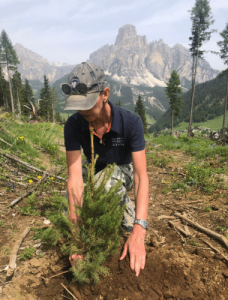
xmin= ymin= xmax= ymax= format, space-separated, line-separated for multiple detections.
xmin=116 ymin=99 xmax=121 ymax=106
xmin=39 ymin=75 xmax=52 ymax=121
xmin=217 ymin=21 xmax=228 ymax=135
xmin=188 ymin=0 xmax=215 ymax=136
xmin=12 ymin=71 xmax=23 ymax=115
xmin=0 ymin=63 xmax=9 ymax=108
xmin=135 ymin=95 xmax=147 ymax=134
xmin=165 ymin=70 xmax=183 ymax=134
xmin=0 ymin=30 xmax=19 ymax=113
xmin=40 ymin=128 xmax=125 ymax=284
xmin=21 ymin=79 xmax=36 ymax=116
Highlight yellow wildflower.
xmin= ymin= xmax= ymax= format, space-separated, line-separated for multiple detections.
xmin=51 ymin=177 xmax=54 ymax=180
xmin=37 ymin=176 xmax=42 ymax=179
xmin=29 ymin=179 xmax=33 ymax=183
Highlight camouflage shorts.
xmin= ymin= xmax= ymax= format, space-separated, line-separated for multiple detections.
xmin=66 ymin=160 xmax=135 ymax=232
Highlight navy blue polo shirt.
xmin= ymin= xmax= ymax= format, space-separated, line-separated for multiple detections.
xmin=64 ymin=102 xmax=145 ymax=173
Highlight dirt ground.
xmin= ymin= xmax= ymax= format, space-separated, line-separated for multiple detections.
xmin=1 ymin=148 xmax=228 ymax=300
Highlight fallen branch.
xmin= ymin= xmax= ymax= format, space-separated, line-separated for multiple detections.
xmin=200 ymin=238 xmax=228 ymax=262
xmin=61 ymin=283 xmax=78 ymax=300
xmin=10 ymin=171 xmax=47 ymax=206
xmin=177 ymin=200 xmax=204 ymax=205
xmin=157 ymin=215 xmax=176 ymax=220
xmin=0 ymin=150 xmax=67 ymax=182
xmin=158 ymin=172 xmax=185 ymax=177
xmin=169 ymin=221 xmax=191 ymax=237
xmin=6 ymin=227 xmax=30 ymax=281
xmin=174 ymin=212 xmax=228 ymax=250
xmin=0 ymin=138 xmax=12 ymax=148
xmin=47 ymin=270 xmax=70 ymax=280
xmin=169 ymin=222 xmax=185 ymax=243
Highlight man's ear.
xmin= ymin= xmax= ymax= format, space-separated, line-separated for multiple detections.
xmin=102 ymin=87 xmax=110 ymax=101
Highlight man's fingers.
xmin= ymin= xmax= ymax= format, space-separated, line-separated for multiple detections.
xmin=140 ymin=255 xmax=146 ymax=269
xmin=119 ymin=245 xmax=128 ymax=260
xmin=69 ymin=254 xmax=83 ymax=267
xmin=135 ymin=255 xmax=146 ymax=276
xmin=130 ymin=251 xmax=136 ymax=270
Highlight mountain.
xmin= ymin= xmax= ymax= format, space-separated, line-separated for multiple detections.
xmin=89 ymin=24 xmax=219 ymax=88
xmin=148 ymin=74 xmax=227 ymax=132
xmin=13 ymin=43 xmax=75 ymax=83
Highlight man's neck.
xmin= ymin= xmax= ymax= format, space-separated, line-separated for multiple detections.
xmin=92 ymin=102 xmax=112 ymax=127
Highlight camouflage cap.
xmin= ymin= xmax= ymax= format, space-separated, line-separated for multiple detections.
xmin=63 ymin=62 xmax=107 ymax=111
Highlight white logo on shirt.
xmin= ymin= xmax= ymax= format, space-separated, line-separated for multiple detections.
xmin=112 ymin=137 xmax=124 ymax=146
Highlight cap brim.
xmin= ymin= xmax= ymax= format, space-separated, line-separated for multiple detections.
xmin=63 ymin=92 xmax=100 ymax=111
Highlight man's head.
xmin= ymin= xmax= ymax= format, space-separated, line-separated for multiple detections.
xmin=62 ymin=62 xmax=107 ymax=111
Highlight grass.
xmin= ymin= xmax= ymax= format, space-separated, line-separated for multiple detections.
xmin=146 ymin=114 xmax=156 ymax=125
xmin=147 ymin=135 xmax=228 ymax=160
xmin=147 ymin=151 xmax=173 ymax=168
xmin=0 ymin=112 xmax=66 ymax=169
xmin=173 ymin=114 xmax=225 ymax=132
xmin=20 ymin=247 xmax=34 ymax=260
xmin=146 ymin=134 xmax=228 ymax=195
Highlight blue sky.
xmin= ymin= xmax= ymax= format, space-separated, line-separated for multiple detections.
xmin=1 ymin=0 xmax=228 ymax=70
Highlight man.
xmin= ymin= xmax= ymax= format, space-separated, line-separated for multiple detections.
xmin=63 ymin=62 xmax=149 ymax=276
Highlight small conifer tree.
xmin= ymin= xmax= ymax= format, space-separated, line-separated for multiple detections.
xmin=41 ymin=128 xmax=125 ymax=284
xmin=135 ymin=95 xmax=147 ymax=134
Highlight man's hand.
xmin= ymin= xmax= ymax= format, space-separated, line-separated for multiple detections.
xmin=69 ymin=254 xmax=83 ymax=267
xmin=69 ymin=210 xmax=78 ymax=225
xmin=119 ymin=224 xmax=146 ymax=276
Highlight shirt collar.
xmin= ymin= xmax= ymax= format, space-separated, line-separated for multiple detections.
xmin=81 ymin=101 xmax=121 ymax=134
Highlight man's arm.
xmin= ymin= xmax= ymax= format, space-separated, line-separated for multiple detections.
xmin=119 ymin=149 xmax=149 ymax=276
xmin=66 ymin=150 xmax=84 ymax=224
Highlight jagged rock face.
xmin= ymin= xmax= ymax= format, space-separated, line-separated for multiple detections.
xmin=89 ymin=24 xmax=219 ymax=87
xmin=14 ymin=43 xmax=75 ymax=83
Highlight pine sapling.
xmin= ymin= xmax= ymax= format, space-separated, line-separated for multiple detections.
xmin=41 ymin=127 xmax=125 ymax=284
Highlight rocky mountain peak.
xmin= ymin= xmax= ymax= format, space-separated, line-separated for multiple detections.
xmin=115 ymin=24 xmax=138 ymax=45
xmin=14 ymin=43 xmax=49 ymax=64
xmin=13 ymin=43 xmax=75 ymax=83
xmin=89 ymin=24 xmax=219 ymax=88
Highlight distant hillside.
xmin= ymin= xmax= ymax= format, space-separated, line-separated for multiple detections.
xmin=148 ymin=74 xmax=227 ymax=133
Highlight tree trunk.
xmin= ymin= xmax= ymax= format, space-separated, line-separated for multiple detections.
xmin=222 ymin=75 xmax=228 ymax=136
xmin=171 ymin=110 xmax=174 ymax=134
xmin=51 ymin=99 xmax=55 ymax=123
xmin=6 ymin=61 xmax=15 ymax=113
xmin=188 ymin=50 xmax=199 ymax=137
xmin=17 ymin=88 xmax=21 ymax=115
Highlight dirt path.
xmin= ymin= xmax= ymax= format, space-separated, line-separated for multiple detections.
xmin=1 ymin=149 xmax=228 ymax=299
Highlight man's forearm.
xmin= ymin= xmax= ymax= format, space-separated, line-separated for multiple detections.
xmin=67 ymin=179 xmax=84 ymax=223
xmin=134 ymin=174 xmax=149 ymax=221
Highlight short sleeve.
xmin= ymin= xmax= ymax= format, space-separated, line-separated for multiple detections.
xmin=129 ymin=116 xmax=145 ymax=152
xmin=64 ymin=116 xmax=81 ymax=151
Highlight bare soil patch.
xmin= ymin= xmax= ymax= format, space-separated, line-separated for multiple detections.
xmin=1 ymin=148 xmax=228 ymax=299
